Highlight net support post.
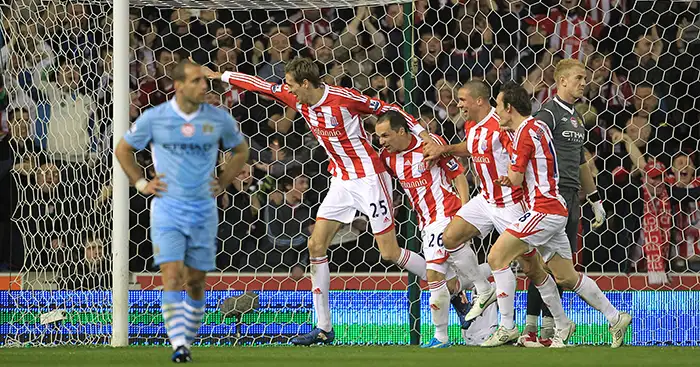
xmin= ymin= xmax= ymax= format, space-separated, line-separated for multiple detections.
xmin=111 ymin=0 xmax=131 ymax=347
xmin=401 ymin=1 xmax=421 ymax=346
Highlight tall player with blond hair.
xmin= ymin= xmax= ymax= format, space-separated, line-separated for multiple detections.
xmin=482 ymin=82 xmax=631 ymax=348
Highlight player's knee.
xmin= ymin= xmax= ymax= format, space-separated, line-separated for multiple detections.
xmin=307 ymin=236 xmax=327 ymax=258
xmin=487 ymin=250 xmax=506 ymax=270
xmin=441 ymin=229 xmax=461 ymax=250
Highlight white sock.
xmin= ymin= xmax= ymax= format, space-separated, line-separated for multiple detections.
xmin=535 ymin=275 xmax=571 ymax=330
xmin=573 ymin=273 xmax=619 ymax=324
xmin=182 ymin=295 xmax=206 ymax=348
xmin=397 ymin=248 xmax=427 ymax=281
xmin=161 ymin=291 xmax=186 ymax=350
xmin=310 ymin=256 xmax=332 ymax=332
xmin=446 ymin=243 xmax=491 ymax=295
xmin=478 ymin=263 xmax=493 ymax=280
xmin=428 ymin=280 xmax=450 ymax=343
xmin=492 ymin=266 xmax=516 ymax=329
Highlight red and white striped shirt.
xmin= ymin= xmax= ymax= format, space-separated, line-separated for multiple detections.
xmin=534 ymin=9 xmax=601 ymax=61
xmin=221 ymin=71 xmax=426 ymax=180
xmin=511 ymin=116 xmax=568 ymax=216
xmin=380 ymin=134 xmax=464 ymax=230
xmin=465 ymin=108 xmax=524 ymax=208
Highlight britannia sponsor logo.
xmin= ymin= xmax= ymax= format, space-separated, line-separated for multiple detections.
xmin=310 ymin=126 xmax=342 ymax=137
xmin=401 ymin=178 xmax=428 ymax=189
xmin=472 ymin=155 xmax=491 ymax=164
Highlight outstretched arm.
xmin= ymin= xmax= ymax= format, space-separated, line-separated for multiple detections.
xmin=344 ymin=88 xmax=427 ymax=139
xmin=424 ymin=141 xmax=471 ymax=160
xmin=197 ymin=59 xmax=298 ymax=108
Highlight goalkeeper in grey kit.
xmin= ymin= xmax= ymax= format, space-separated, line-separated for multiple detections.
xmin=518 ymin=59 xmax=627 ymax=347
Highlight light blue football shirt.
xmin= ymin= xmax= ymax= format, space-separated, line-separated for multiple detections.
xmin=124 ymin=99 xmax=244 ymax=203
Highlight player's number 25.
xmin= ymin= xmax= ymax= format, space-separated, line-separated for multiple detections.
xmin=428 ymin=233 xmax=443 ymax=248
xmin=370 ymin=200 xmax=388 ymax=218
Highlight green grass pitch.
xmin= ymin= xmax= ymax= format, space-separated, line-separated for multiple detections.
xmin=1 ymin=345 xmax=698 ymax=367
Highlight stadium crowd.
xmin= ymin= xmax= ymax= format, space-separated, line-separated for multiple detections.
xmin=0 ymin=0 xmax=698 ymax=288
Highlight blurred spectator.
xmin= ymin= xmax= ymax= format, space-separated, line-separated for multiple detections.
xmin=289 ymin=8 xmax=338 ymax=48
xmin=18 ymin=58 xmax=97 ymax=163
xmin=261 ymin=172 xmax=315 ymax=275
xmin=217 ymin=160 xmax=264 ymax=271
xmin=639 ymin=160 xmax=672 ymax=284
xmin=257 ymin=23 xmax=295 ymax=83
xmin=254 ymin=133 xmax=309 ymax=178
xmin=423 ymin=78 xmax=464 ymax=138
xmin=137 ymin=48 xmax=181 ymax=107
xmin=584 ymin=52 xmax=633 ymax=122
xmin=528 ymin=0 xmax=601 ymax=61
xmin=60 ymin=234 xmax=111 ymax=290
xmin=670 ymin=153 xmax=700 ymax=272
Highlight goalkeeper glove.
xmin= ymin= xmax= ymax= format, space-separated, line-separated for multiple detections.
xmin=587 ymin=191 xmax=606 ymax=229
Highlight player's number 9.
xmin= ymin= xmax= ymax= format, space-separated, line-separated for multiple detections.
xmin=370 ymin=200 xmax=388 ymax=218
xmin=428 ymin=233 xmax=443 ymax=248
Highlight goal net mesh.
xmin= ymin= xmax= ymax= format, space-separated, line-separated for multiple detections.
xmin=0 ymin=0 xmax=699 ymax=346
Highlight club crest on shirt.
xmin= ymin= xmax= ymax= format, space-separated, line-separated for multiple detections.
xmin=570 ymin=116 xmax=579 ymax=128
xmin=271 ymin=84 xmax=283 ymax=93
xmin=329 ymin=115 xmax=339 ymax=127
xmin=479 ymin=139 xmax=488 ymax=153
xmin=202 ymin=123 xmax=214 ymax=134
xmin=417 ymin=161 xmax=428 ymax=174
xmin=181 ymin=123 xmax=195 ymax=137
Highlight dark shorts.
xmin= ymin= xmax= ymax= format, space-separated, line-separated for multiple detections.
xmin=559 ymin=188 xmax=580 ymax=254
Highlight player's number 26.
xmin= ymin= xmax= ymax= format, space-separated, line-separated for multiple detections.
xmin=370 ymin=200 xmax=388 ymax=218
xmin=428 ymin=233 xmax=443 ymax=248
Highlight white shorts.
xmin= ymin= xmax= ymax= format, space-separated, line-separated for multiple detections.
xmin=317 ymin=172 xmax=394 ymax=235
xmin=505 ymin=210 xmax=572 ymax=262
xmin=421 ymin=218 xmax=452 ymax=275
xmin=456 ymin=194 xmax=528 ymax=239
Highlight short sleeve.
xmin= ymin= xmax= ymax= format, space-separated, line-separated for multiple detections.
xmin=123 ymin=110 xmax=153 ymax=150
xmin=511 ymin=129 xmax=534 ymax=174
xmin=439 ymin=156 xmax=465 ymax=180
xmin=221 ymin=114 xmax=245 ymax=150
xmin=430 ymin=134 xmax=464 ymax=179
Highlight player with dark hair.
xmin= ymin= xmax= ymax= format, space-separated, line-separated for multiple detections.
xmin=376 ymin=110 xmax=494 ymax=348
xmin=116 ymin=58 xmax=250 ymax=362
xmin=482 ymin=82 xmax=630 ymax=348
xmin=520 ymin=58 xmax=611 ymax=347
xmin=197 ymin=57 xmax=441 ymax=346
